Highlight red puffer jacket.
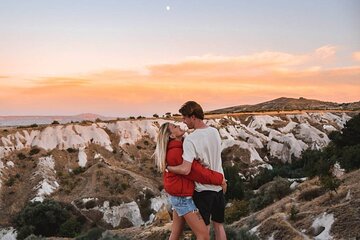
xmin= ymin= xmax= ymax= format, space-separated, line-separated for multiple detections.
xmin=164 ymin=139 xmax=223 ymax=197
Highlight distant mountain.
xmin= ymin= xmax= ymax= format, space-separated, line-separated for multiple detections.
xmin=207 ymin=97 xmax=360 ymax=114
xmin=0 ymin=113 xmax=115 ymax=127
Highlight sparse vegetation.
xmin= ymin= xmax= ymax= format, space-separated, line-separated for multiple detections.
xmin=72 ymin=167 xmax=86 ymax=175
xmin=18 ymin=152 xmax=27 ymax=160
xmin=67 ymin=147 xmax=77 ymax=153
xmin=225 ymin=200 xmax=249 ymax=224
xmin=138 ymin=189 xmax=155 ymax=221
xmin=29 ymin=148 xmax=40 ymax=155
xmin=320 ymin=175 xmax=341 ymax=193
xmin=75 ymin=227 xmax=104 ymax=240
xmin=298 ymin=187 xmax=325 ymax=201
xmin=290 ymin=205 xmax=299 ymax=221
xmin=5 ymin=175 xmax=16 ymax=187
xmin=224 ymin=227 xmax=259 ymax=240
xmin=51 ymin=120 xmax=60 ymax=125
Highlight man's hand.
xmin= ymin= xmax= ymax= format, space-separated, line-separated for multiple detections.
xmin=221 ymin=178 xmax=227 ymax=194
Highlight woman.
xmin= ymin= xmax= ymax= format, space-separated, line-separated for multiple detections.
xmin=154 ymin=122 xmax=226 ymax=240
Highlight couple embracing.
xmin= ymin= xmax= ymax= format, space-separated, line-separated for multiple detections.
xmin=155 ymin=101 xmax=227 ymax=240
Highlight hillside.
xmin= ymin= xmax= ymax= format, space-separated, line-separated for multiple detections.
xmin=230 ymin=169 xmax=360 ymax=240
xmin=207 ymin=97 xmax=360 ymax=114
xmin=0 ymin=111 xmax=359 ymax=239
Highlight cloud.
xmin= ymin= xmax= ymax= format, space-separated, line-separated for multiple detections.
xmin=314 ymin=45 xmax=337 ymax=59
xmin=353 ymin=51 xmax=360 ymax=61
xmin=1 ymin=45 xmax=359 ymax=116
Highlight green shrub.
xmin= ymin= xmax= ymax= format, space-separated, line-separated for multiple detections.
xmin=73 ymin=167 xmax=85 ymax=175
xmin=51 ymin=120 xmax=60 ymax=125
xmin=24 ymin=234 xmax=46 ymax=240
xmin=249 ymin=194 xmax=273 ymax=212
xmin=59 ymin=218 xmax=82 ymax=237
xmin=18 ymin=153 xmax=27 ymax=160
xmin=67 ymin=148 xmax=77 ymax=153
xmin=267 ymin=177 xmax=291 ymax=200
xmin=224 ymin=227 xmax=259 ymax=240
xmin=320 ymin=175 xmax=341 ymax=193
xmin=76 ymin=227 xmax=104 ymax=240
xmin=290 ymin=205 xmax=299 ymax=221
xmin=225 ymin=200 xmax=249 ymax=224
xmin=100 ymin=231 xmax=130 ymax=240
xmin=339 ymin=145 xmax=360 ymax=171
xmin=15 ymin=200 xmax=72 ymax=239
xmin=29 ymin=148 xmax=40 ymax=155
xmin=5 ymin=176 xmax=16 ymax=187
xmin=298 ymin=187 xmax=325 ymax=201
xmin=330 ymin=113 xmax=360 ymax=147
xmin=224 ymin=165 xmax=245 ymax=200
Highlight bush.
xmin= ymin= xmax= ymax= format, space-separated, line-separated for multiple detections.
xmin=59 ymin=218 xmax=82 ymax=237
xmin=249 ymin=194 xmax=273 ymax=212
xmin=73 ymin=167 xmax=86 ymax=175
xmin=267 ymin=177 xmax=291 ymax=200
xmin=320 ymin=175 xmax=341 ymax=193
xmin=51 ymin=120 xmax=60 ymax=125
xmin=290 ymin=205 xmax=299 ymax=221
xmin=249 ymin=168 xmax=274 ymax=190
xmin=29 ymin=148 xmax=40 ymax=155
xmin=18 ymin=153 xmax=27 ymax=160
xmin=76 ymin=227 xmax=104 ymax=240
xmin=100 ymin=231 xmax=130 ymax=240
xmin=67 ymin=148 xmax=77 ymax=153
xmin=298 ymin=187 xmax=325 ymax=201
xmin=224 ymin=227 xmax=259 ymax=240
xmin=138 ymin=190 xmax=155 ymax=221
xmin=224 ymin=165 xmax=245 ymax=200
xmin=225 ymin=200 xmax=249 ymax=224
xmin=15 ymin=200 xmax=71 ymax=239
xmin=330 ymin=113 xmax=360 ymax=147
xmin=338 ymin=145 xmax=360 ymax=171
xmin=30 ymin=124 xmax=38 ymax=128
xmin=5 ymin=176 xmax=16 ymax=187
xmin=24 ymin=234 xmax=46 ymax=240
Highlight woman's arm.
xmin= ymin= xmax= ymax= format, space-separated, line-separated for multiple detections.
xmin=184 ymin=161 xmax=224 ymax=185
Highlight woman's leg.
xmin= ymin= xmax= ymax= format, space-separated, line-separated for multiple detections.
xmin=183 ymin=211 xmax=209 ymax=240
xmin=169 ymin=210 xmax=185 ymax=240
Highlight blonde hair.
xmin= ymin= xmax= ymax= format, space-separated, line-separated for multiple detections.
xmin=154 ymin=122 xmax=171 ymax=172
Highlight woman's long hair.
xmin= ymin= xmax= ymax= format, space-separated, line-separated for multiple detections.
xmin=154 ymin=122 xmax=171 ymax=172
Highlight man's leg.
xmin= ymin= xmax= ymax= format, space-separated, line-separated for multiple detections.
xmin=210 ymin=190 xmax=227 ymax=240
xmin=212 ymin=221 xmax=226 ymax=240
xmin=193 ymin=191 xmax=213 ymax=227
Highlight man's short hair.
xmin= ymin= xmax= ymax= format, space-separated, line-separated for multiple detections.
xmin=179 ymin=101 xmax=204 ymax=120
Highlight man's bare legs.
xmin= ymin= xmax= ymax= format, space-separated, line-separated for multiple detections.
xmin=213 ymin=221 xmax=227 ymax=240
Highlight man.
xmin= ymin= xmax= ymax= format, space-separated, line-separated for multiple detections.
xmin=167 ymin=101 xmax=227 ymax=240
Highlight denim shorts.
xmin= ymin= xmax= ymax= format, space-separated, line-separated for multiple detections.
xmin=169 ymin=195 xmax=198 ymax=217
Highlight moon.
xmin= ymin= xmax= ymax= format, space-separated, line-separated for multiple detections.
xmin=166 ymin=6 xmax=170 ymax=11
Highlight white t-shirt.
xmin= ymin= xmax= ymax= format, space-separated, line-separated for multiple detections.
xmin=182 ymin=126 xmax=224 ymax=192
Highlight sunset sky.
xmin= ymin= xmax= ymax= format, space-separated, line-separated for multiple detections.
xmin=0 ymin=0 xmax=359 ymax=117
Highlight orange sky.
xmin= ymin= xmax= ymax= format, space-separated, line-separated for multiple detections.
xmin=1 ymin=46 xmax=359 ymax=116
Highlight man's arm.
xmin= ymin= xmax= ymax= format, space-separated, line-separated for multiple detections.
xmin=167 ymin=160 xmax=192 ymax=175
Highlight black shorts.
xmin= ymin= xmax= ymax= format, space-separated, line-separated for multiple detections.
xmin=193 ymin=190 xmax=225 ymax=225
